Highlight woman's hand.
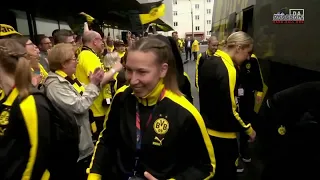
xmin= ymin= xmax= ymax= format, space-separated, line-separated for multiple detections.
xmin=32 ymin=74 xmax=43 ymax=87
xmin=112 ymin=62 xmax=123 ymax=73
xmin=89 ymin=67 xmax=104 ymax=86
xmin=144 ymin=172 xmax=158 ymax=180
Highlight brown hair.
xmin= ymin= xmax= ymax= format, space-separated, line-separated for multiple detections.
xmin=48 ymin=43 xmax=75 ymax=72
xmin=0 ymin=39 xmax=31 ymax=98
xmin=129 ymin=37 xmax=182 ymax=95
xmin=14 ymin=36 xmax=39 ymax=69
xmin=53 ymin=29 xmax=73 ymax=45
xmin=13 ymin=36 xmax=29 ymax=47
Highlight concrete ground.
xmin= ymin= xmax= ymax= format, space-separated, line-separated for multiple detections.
xmin=182 ymin=45 xmax=263 ymax=180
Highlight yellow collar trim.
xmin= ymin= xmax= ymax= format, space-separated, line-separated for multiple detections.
xmin=55 ymin=70 xmax=85 ymax=95
xmin=3 ymin=87 xmax=19 ymax=106
xmin=118 ymin=51 xmax=126 ymax=58
xmin=135 ymin=79 xmax=165 ymax=106
xmin=206 ymin=49 xmax=213 ymax=56
xmin=215 ymin=50 xmax=234 ymax=67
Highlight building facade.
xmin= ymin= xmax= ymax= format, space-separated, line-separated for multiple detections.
xmin=171 ymin=0 xmax=214 ymax=39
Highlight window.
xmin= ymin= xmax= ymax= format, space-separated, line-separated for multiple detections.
xmin=195 ymin=26 xmax=200 ymax=31
xmin=173 ymin=0 xmax=177 ymax=5
xmin=195 ymin=15 xmax=200 ymax=20
xmin=174 ymin=22 xmax=178 ymax=26
xmin=195 ymin=4 xmax=200 ymax=9
xmin=173 ymin=11 xmax=178 ymax=16
xmin=207 ymin=9 xmax=211 ymax=14
xmin=207 ymin=0 xmax=211 ymax=2
xmin=207 ymin=31 xmax=211 ymax=35
xmin=207 ymin=20 xmax=211 ymax=24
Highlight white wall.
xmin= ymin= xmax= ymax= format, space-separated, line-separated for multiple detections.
xmin=35 ymin=17 xmax=71 ymax=36
xmin=170 ymin=0 xmax=214 ymax=38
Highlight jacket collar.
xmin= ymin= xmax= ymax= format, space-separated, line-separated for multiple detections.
xmin=215 ymin=50 xmax=235 ymax=67
xmin=206 ymin=49 xmax=214 ymax=56
xmin=47 ymin=71 xmax=69 ymax=83
xmin=135 ymin=79 xmax=165 ymax=106
xmin=3 ymin=87 xmax=19 ymax=106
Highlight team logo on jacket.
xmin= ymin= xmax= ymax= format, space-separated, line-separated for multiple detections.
xmin=246 ymin=63 xmax=251 ymax=69
xmin=0 ymin=110 xmax=10 ymax=136
xmin=153 ymin=118 xmax=169 ymax=135
xmin=152 ymin=136 xmax=164 ymax=146
xmin=278 ymin=125 xmax=286 ymax=135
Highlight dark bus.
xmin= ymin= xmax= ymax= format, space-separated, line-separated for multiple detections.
xmin=211 ymin=0 xmax=319 ymax=98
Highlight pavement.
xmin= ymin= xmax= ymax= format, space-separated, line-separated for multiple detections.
xmin=181 ymin=45 xmax=263 ymax=180
xmin=181 ymin=45 xmax=207 ymax=110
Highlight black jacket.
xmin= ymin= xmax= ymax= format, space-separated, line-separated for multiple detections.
xmin=87 ymin=81 xmax=215 ymax=180
xmin=259 ymin=81 xmax=320 ymax=180
xmin=239 ymin=54 xmax=263 ymax=93
xmin=198 ymin=50 xmax=253 ymax=139
xmin=0 ymin=88 xmax=51 ymax=180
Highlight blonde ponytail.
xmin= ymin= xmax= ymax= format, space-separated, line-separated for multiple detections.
xmin=15 ymin=56 xmax=31 ymax=99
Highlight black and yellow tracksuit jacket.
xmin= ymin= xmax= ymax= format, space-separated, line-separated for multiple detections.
xmin=0 ymin=88 xmax=51 ymax=180
xmin=195 ymin=49 xmax=223 ymax=91
xmin=87 ymin=80 xmax=216 ymax=180
xmin=198 ymin=50 xmax=254 ymax=139
xmin=239 ymin=54 xmax=264 ymax=97
xmin=0 ymin=89 xmax=5 ymax=102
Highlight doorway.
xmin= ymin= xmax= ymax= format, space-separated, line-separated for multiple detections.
xmin=242 ymin=6 xmax=254 ymax=37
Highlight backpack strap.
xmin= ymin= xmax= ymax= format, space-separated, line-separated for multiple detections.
xmin=31 ymin=84 xmax=52 ymax=106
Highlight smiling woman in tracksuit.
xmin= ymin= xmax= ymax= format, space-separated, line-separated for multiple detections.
xmin=87 ymin=37 xmax=216 ymax=180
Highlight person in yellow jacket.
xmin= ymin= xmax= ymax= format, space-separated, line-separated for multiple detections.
xmin=76 ymin=31 xmax=123 ymax=141
xmin=191 ymin=38 xmax=200 ymax=61
xmin=114 ymin=40 xmax=126 ymax=60
xmin=105 ymin=36 xmax=114 ymax=53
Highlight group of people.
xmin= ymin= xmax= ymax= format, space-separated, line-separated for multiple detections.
xmin=0 ymin=22 xmax=319 ymax=180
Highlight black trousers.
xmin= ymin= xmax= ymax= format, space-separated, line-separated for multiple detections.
xmin=76 ymin=155 xmax=92 ymax=180
xmin=210 ymin=136 xmax=238 ymax=180
xmin=239 ymin=91 xmax=255 ymax=157
xmin=192 ymin=52 xmax=197 ymax=61
xmin=185 ymin=48 xmax=191 ymax=60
